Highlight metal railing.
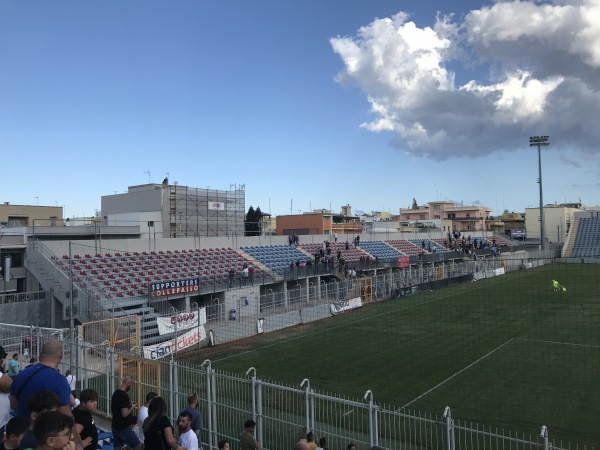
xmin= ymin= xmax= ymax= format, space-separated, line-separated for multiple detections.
xmin=0 ymin=339 xmax=575 ymax=450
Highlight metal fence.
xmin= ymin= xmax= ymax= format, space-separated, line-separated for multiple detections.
xmin=71 ymin=349 xmax=584 ymax=450
xmin=0 ymin=325 xmax=584 ymax=450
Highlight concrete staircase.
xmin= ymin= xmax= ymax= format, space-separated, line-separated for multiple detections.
xmin=562 ymin=218 xmax=579 ymax=257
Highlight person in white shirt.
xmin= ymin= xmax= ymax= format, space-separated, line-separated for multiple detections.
xmin=0 ymin=346 xmax=12 ymax=431
xmin=137 ymin=391 xmax=158 ymax=443
xmin=65 ymin=369 xmax=77 ymax=395
xmin=177 ymin=412 xmax=198 ymax=450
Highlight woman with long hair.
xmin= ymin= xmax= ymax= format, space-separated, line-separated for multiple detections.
xmin=142 ymin=397 xmax=184 ymax=450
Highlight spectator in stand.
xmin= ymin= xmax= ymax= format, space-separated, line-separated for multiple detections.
xmin=248 ymin=266 xmax=254 ymax=286
xmin=142 ymin=397 xmax=184 ymax=450
xmin=10 ymin=340 xmax=78 ymax=446
xmin=32 ymin=410 xmax=75 ymax=450
xmin=25 ymin=358 xmax=36 ymax=369
xmin=347 ymin=443 xmax=356 ymax=450
xmin=305 ymin=431 xmax=317 ymax=450
xmin=137 ymin=391 xmax=158 ymax=443
xmin=7 ymin=355 xmax=19 ymax=380
xmin=178 ymin=393 xmax=202 ymax=441
xmin=110 ymin=376 xmax=142 ymax=450
xmin=242 ymin=265 xmax=249 ymax=285
xmin=0 ymin=347 xmax=11 ymax=436
xmin=239 ymin=419 xmax=261 ymax=450
xmin=71 ymin=389 xmax=98 ymax=450
xmin=20 ymin=390 xmax=62 ymax=450
xmin=217 ymin=440 xmax=230 ymax=450
xmin=294 ymin=443 xmax=309 ymax=450
xmin=65 ymin=370 xmax=76 ymax=397
xmin=1 ymin=417 xmax=27 ymax=450
xmin=176 ymin=412 xmax=198 ymax=450
xmin=316 ymin=437 xmax=328 ymax=450
xmin=228 ymin=268 xmax=235 ymax=288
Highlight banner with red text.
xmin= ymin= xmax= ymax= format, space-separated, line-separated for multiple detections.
xmin=143 ymin=326 xmax=206 ymax=360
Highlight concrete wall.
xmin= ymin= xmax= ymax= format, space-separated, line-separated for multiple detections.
xmin=0 ymin=298 xmax=52 ymax=327
xmin=204 ymin=303 xmax=332 ymax=347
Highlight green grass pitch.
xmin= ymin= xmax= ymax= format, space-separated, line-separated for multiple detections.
xmin=186 ymin=263 xmax=600 ymax=446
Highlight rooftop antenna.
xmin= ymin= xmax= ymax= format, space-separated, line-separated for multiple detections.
xmin=34 ymin=196 xmax=39 ymax=206
xmin=144 ymin=170 xmax=150 ymax=183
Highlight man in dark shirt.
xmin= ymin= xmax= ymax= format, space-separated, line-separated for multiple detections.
xmin=178 ymin=393 xmax=202 ymax=441
xmin=72 ymin=389 xmax=98 ymax=450
xmin=111 ymin=376 xmax=142 ymax=450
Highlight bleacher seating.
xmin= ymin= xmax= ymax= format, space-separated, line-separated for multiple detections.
xmin=241 ymin=245 xmax=310 ymax=275
xmin=571 ymin=216 xmax=600 ymax=258
xmin=57 ymin=248 xmax=261 ymax=300
xmin=357 ymin=241 xmax=405 ymax=259
xmin=385 ymin=240 xmax=423 ymax=256
xmin=408 ymin=239 xmax=448 ymax=253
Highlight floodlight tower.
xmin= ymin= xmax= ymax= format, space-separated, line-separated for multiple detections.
xmin=530 ymin=136 xmax=550 ymax=250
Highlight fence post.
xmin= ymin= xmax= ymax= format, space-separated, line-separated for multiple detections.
xmin=443 ymin=407 xmax=455 ymax=450
xmin=256 ymin=379 xmax=264 ymax=447
xmin=210 ymin=366 xmax=217 ymax=449
xmin=247 ymin=367 xmax=258 ymax=436
xmin=364 ymin=390 xmax=378 ymax=447
xmin=202 ymin=360 xmax=214 ymax=450
xmin=301 ymin=379 xmax=311 ymax=434
xmin=540 ymin=426 xmax=549 ymax=450
xmin=107 ymin=346 xmax=114 ymax=416
xmin=169 ymin=358 xmax=174 ymax=419
xmin=173 ymin=361 xmax=180 ymax=415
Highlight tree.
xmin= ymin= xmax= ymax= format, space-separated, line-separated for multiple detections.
xmin=245 ymin=206 xmax=261 ymax=236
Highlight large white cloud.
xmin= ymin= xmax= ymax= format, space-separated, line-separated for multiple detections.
xmin=330 ymin=0 xmax=600 ymax=160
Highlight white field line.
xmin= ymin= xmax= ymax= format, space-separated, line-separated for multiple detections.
xmin=400 ymin=337 xmax=515 ymax=410
xmin=518 ymin=338 xmax=600 ymax=349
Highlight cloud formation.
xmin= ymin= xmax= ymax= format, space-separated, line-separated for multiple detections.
xmin=331 ymin=0 xmax=600 ymax=160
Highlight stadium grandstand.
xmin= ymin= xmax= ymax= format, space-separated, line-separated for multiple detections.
xmin=3 ymin=201 xmax=600 ymax=449
xmin=562 ymin=211 xmax=600 ymax=259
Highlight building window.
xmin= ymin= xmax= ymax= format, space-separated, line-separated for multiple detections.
xmin=433 ymin=205 xmax=440 ymax=210
xmin=50 ymin=216 xmax=57 ymax=226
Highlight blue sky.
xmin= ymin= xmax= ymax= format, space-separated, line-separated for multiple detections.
xmin=1 ymin=0 xmax=599 ymax=219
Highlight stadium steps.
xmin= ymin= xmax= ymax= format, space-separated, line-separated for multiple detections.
xmin=563 ymin=218 xmax=579 ymax=257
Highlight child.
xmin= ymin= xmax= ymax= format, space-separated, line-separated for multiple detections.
xmin=1 ymin=417 xmax=28 ymax=450
xmin=32 ymin=411 xmax=74 ymax=450
xmin=71 ymin=390 xmax=98 ymax=450
xmin=19 ymin=390 xmax=61 ymax=450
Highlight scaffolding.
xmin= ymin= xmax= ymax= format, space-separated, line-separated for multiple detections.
xmin=166 ymin=183 xmax=245 ymax=237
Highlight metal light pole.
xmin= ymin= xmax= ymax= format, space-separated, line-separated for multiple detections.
xmin=530 ymin=136 xmax=550 ymax=251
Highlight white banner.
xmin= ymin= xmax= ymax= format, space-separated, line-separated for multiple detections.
xmin=143 ymin=326 xmax=206 ymax=360
xmin=156 ymin=309 xmax=207 ymax=335
xmin=330 ymin=297 xmax=363 ymax=315
xmin=208 ymin=201 xmax=225 ymax=211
